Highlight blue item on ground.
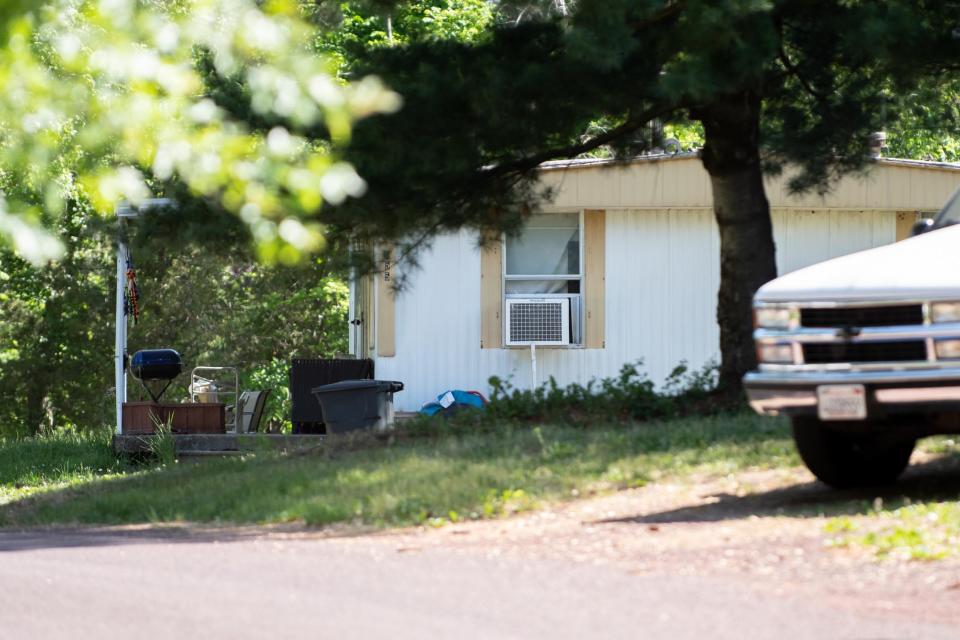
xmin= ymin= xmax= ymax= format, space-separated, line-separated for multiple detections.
xmin=420 ymin=389 xmax=487 ymax=416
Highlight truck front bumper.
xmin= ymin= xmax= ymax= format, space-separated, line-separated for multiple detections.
xmin=744 ymin=367 xmax=960 ymax=416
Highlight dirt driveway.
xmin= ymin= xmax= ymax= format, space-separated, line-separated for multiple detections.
xmin=346 ymin=451 xmax=960 ymax=627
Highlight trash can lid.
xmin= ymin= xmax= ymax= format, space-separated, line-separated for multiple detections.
xmin=310 ymin=379 xmax=404 ymax=394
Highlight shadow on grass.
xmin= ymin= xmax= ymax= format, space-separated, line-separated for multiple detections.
xmin=594 ymin=451 xmax=960 ymax=526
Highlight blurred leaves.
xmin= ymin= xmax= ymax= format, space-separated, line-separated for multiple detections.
xmin=0 ymin=0 xmax=401 ymax=264
xmin=886 ymin=80 xmax=960 ymax=163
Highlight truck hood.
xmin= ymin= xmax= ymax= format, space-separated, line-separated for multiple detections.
xmin=757 ymin=224 xmax=960 ymax=303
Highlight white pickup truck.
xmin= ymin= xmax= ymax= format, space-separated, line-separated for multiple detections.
xmin=744 ymin=189 xmax=960 ymax=488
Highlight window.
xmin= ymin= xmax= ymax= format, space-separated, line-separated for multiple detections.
xmin=504 ymin=211 xmax=583 ymax=344
xmin=504 ymin=212 xmax=582 ymax=294
xmin=480 ymin=209 xmax=604 ymax=350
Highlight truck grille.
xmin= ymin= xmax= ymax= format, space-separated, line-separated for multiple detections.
xmin=800 ymin=305 xmax=924 ymax=328
xmin=802 ymin=341 xmax=928 ymax=364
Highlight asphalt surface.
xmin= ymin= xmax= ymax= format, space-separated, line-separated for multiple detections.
xmin=0 ymin=528 xmax=955 ymax=640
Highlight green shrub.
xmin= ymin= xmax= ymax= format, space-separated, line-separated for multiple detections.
xmin=241 ymin=358 xmax=292 ymax=432
xmin=405 ymin=360 xmax=724 ymax=436
xmin=146 ymin=414 xmax=177 ymax=466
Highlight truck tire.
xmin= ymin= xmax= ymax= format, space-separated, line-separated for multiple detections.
xmin=790 ymin=416 xmax=915 ymax=489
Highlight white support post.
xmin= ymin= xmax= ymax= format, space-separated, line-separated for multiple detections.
xmin=348 ymin=271 xmax=357 ymax=356
xmin=530 ymin=343 xmax=537 ymax=390
xmin=113 ymin=198 xmax=172 ymax=435
xmin=115 ymin=237 xmax=128 ymax=435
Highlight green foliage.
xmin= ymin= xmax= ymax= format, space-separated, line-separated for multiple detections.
xmin=397 ymin=0 xmax=494 ymax=43
xmin=0 ymin=428 xmax=128 ymax=505
xmin=0 ymin=203 xmax=115 ymax=437
xmin=0 ymin=200 xmax=350 ymax=436
xmin=885 ymin=80 xmax=960 ymax=163
xmin=243 ymin=358 xmax=294 ymax=432
xmin=489 ymin=361 xmax=715 ymax=423
xmin=826 ymin=500 xmax=960 ymax=562
xmin=0 ymin=0 xmax=401 ymax=264
xmin=146 ymin=414 xmax=177 ymax=467
xmin=124 ymin=245 xmax=350 ymax=401
xmin=314 ymin=0 xmax=494 ymax=68
xmin=664 ymin=122 xmax=705 ymax=151
xmin=127 ymin=245 xmax=349 ymax=366
xmin=317 ymin=1 xmax=959 ymax=257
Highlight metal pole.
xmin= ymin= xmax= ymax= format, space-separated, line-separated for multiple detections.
xmin=530 ymin=343 xmax=537 ymax=390
xmin=348 ymin=270 xmax=357 ymax=356
xmin=113 ymin=198 xmax=171 ymax=434
xmin=115 ymin=235 xmax=127 ymax=435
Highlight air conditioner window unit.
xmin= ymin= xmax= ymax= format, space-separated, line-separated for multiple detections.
xmin=505 ymin=298 xmax=571 ymax=346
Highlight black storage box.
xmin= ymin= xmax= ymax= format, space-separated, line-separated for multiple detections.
xmin=310 ymin=380 xmax=403 ymax=434
xmin=290 ymin=358 xmax=374 ymax=433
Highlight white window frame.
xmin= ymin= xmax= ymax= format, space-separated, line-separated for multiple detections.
xmin=502 ymin=210 xmax=584 ymax=347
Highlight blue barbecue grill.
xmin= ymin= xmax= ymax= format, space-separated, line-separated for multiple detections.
xmin=129 ymin=349 xmax=183 ymax=402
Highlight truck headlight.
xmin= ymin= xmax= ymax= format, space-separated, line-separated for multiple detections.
xmin=931 ymin=302 xmax=960 ymax=324
xmin=935 ymin=339 xmax=960 ymax=360
xmin=758 ymin=344 xmax=794 ymax=364
xmin=755 ymin=307 xmax=792 ymax=330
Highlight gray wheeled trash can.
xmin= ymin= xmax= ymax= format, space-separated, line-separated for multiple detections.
xmin=310 ymin=380 xmax=404 ymax=433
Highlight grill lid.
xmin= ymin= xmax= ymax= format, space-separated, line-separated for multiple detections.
xmin=130 ymin=349 xmax=183 ymax=381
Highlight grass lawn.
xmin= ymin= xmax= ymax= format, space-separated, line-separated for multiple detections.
xmin=0 ymin=413 xmax=798 ymax=528
xmin=823 ymin=436 xmax=960 ymax=561
xmin=825 ymin=501 xmax=960 ymax=561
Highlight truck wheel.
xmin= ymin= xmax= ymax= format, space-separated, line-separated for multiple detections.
xmin=790 ymin=417 xmax=915 ymax=489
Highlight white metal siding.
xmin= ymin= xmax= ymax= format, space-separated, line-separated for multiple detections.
xmin=375 ymin=209 xmax=897 ymax=412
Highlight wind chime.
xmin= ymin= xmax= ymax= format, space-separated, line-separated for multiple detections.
xmin=124 ymin=255 xmax=140 ymax=326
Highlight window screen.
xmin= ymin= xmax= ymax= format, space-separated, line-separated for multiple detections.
xmin=505 ymin=212 xmax=580 ymax=278
xmin=508 ymin=301 xmax=566 ymax=343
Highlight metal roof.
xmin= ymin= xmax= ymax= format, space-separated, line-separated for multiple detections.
xmin=538 ymin=153 xmax=960 ymax=173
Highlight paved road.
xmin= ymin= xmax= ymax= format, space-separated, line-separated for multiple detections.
xmin=0 ymin=528 xmax=954 ymax=640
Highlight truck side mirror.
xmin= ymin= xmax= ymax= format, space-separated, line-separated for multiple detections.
xmin=911 ymin=218 xmax=935 ymax=236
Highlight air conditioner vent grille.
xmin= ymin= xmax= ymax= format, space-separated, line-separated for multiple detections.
xmin=505 ymin=298 xmax=570 ymax=346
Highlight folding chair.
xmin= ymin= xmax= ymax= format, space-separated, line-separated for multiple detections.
xmin=237 ymin=389 xmax=271 ymax=433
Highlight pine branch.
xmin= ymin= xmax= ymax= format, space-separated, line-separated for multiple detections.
xmin=479 ymin=104 xmax=672 ymax=180
xmin=626 ymin=1 xmax=688 ymax=32
xmin=778 ymin=44 xmax=829 ymax=106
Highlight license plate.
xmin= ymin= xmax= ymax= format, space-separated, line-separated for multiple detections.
xmin=816 ymin=384 xmax=867 ymax=421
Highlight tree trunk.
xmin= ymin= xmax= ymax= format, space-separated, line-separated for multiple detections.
xmin=695 ymin=91 xmax=778 ymax=396
xmin=24 ymin=373 xmax=49 ymax=436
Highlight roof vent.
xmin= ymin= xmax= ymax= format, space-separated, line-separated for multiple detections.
xmin=868 ymin=131 xmax=887 ymax=159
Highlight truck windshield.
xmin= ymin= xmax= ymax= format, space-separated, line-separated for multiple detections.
xmin=934 ymin=191 xmax=960 ymax=228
